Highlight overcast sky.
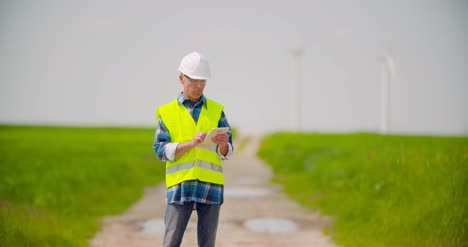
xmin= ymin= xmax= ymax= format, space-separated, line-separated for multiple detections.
xmin=1 ymin=0 xmax=467 ymax=135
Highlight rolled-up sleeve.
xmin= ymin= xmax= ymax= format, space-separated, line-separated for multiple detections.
xmin=217 ymin=143 xmax=233 ymax=160
xmin=216 ymin=111 xmax=234 ymax=159
xmin=153 ymin=117 xmax=178 ymax=162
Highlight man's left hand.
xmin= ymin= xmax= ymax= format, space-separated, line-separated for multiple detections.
xmin=211 ymin=134 xmax=229 ymax=146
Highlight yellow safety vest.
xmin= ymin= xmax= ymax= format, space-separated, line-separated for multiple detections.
xmin=156 ymin=98 xmax=225 ymax=188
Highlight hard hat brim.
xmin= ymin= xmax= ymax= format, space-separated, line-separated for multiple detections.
xmin=179 ymin=69 xmax=210 ymax=80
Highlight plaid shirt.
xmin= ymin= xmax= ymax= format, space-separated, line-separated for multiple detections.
xmin=153 ymin=93 xmax=233 ymax=205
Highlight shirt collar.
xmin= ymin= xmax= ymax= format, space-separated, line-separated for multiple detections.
xmin=177 ymin=92 xmax=207 ymax=109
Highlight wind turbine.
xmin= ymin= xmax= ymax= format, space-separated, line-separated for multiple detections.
xmin=380 ymin=52 xmax=395 ymax=134
xmin=289 ymin=46 xmax=304 ymax=131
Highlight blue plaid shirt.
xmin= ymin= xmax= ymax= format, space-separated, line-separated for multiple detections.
xmin=153 ymin=93 xmax=233 ymax=205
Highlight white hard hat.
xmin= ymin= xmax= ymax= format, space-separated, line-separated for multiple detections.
xmin=178 ymin=51 xmax=211 ymax=80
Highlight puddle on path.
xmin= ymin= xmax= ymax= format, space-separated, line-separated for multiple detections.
xmin=140 ymin=218 xmax=165 ymax=235
xmin=224 ymin=187 xmax=271 ymax=198
xmin=243 ymin=217 xmax=299 ymax=233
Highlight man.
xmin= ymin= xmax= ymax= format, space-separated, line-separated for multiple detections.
xmin=153 ymin=51 xmax=233 ymax=247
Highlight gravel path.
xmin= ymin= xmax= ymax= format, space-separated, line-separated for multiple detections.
xmin=90 ymin=134 xmax=336 ymax=247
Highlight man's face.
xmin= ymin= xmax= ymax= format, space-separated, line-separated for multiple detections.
xmin=180 ymin=74 xmax=207 ymax=102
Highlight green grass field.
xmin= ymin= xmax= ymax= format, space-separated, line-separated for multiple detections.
xmin=257 ymin=132 xmax=468 ymax=247
xmin=0 ymin=126 xmax=164 ymax=246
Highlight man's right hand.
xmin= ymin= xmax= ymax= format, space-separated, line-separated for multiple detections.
xmin=175 ymin=132 xmax=207 ymax=159
xmin=192 ymin=132 xmax=207 ymax=146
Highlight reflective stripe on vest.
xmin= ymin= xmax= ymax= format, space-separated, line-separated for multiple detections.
xmin=166 ymin=161 xmax=223 ymax=175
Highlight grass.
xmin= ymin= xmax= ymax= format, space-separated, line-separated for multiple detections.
xmin=257 ymin=132 xmax=468 ymax=247
xmin=0 ymin=125 xmax=164 ymax=246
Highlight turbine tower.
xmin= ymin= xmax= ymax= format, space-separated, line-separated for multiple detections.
xmin=289 ymin=46 xmax=304 ymax=131
xmin=381 ymin=53 xmax=394 ymax=134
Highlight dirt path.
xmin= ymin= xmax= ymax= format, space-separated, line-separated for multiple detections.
xmin=90 ymin=134 xmax=336 ymax=247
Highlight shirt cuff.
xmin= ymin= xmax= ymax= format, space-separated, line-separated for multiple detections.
xmin=217 ymin=143 xmax=233 ymax=160
xmin=165 ymin=143 xmax=179 ymax=161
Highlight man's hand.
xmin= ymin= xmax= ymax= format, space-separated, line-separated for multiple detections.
xmin=212 ymin=134 xmax=229 ymax=156
xmin=192 ymin=132 xmax=207 ymax=146
xmin=175 ymin=132 xmax=207 ymax=159
xmin=211 ymin=134 xmax=229 ymax=146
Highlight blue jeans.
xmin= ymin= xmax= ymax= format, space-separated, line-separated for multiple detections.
xmin=163 ymin=202 xmax=220 ymax=247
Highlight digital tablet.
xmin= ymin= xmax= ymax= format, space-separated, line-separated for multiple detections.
xmin=202 ymin=127 xmax=230 ymax=145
